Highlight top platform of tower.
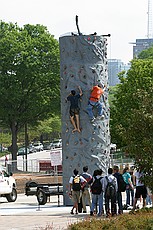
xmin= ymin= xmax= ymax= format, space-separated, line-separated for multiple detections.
xmin=59 ymin=32 xmax=111 ymax=38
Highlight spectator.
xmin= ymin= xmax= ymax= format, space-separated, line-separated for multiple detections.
xmin=122 ymin=167 xmax=134 ymax=209
xmin=4 ymin=155 xmax=8 ymax=167
xmin=89 ymin=169 xmax=104 ymax=216
xmin=133 ymin=168 xmax=147 ymax=210
xmin=146 ymin=187 xmax=152 ymax=206
xmin=129 ymin=171 xmax=135 ymax=206
xmin=81 ymin=166 xmax=92 ymax=213
xmin=102 ymin=168 xmax=118 ymax=217
xmin=113 ymin=165 xmax=123 ymax=214
xmin=69 ymin=169 xmax=86 ymax=214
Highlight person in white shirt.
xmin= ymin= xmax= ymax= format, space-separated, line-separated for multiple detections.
xmin=133 ymin=168 xmax=147 ymax=210
xmin=81 ymin=166 xmax=92 ymax=213
xmin=69 ymin=169 xmax=87 ymax=214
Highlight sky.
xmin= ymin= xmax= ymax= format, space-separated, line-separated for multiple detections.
xmin=0 ymin=0 xmax=151 ymax=63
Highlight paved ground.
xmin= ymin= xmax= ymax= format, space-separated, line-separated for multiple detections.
xmin=0 ymin=193 xmax=92 ymax=230
xmin=0 ymin=152 xmax=147 ymax=230
xmin=0 ymin=192 xmax=149 ymax=230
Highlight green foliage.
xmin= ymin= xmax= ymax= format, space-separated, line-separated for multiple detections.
xmin=110 ymin=59 xmax=153 ymax=191
xmin=0 ymin=131 xmax=11 ymax=146
xmin=138 ymin=45 xmax=153 ymax=59
xmin=68 ymin=208 xmax=153 ymax=230
xmin=0 ymin=21 xmax=60 ymax=127
xmin=30 ymin=115 xmax=61 ymax=140
xmin=0 ymin=21 xmax=60 ymax=160
xmin=108 ymin=86 xmax=118 ymax=107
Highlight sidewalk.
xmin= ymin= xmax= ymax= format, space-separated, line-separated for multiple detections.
xmin=0 ymin=194 xmax=91 ymax=230
xmin=0 ymin=208 xmax=88 ymax=230
xmin=0 ymin=192 xmax=143 ymax=230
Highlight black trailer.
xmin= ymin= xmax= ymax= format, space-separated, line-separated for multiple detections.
xmin=25 ymin=181 xmax=63 ymax=206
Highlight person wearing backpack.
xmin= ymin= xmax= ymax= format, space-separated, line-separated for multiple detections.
xmin=81 ymin=166 xmax=92 ymax=213
xmin=89 ymin=169 xmax=104 ymax=216
xmin=113 ymin=165 xmax=126 ymax=214
xmin=102 ymin=168 xmax=118 ymax=217
xmin=69 ymin=169 xmax=87 ymax=214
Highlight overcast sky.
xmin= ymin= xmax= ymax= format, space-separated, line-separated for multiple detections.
xmin=0 ymin=0 xmax=151 ymax=63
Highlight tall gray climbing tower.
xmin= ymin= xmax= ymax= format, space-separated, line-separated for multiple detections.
xmin=59 ymin=34 xmax=110 ymax=205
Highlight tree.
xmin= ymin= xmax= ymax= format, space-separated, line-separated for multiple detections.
xmin=0 ymin=21 xmax=60 ymax=167
xmin=110 ymin=59 xmax=153 ymax=191
xmin=31 ymin=115 xmax=61 ymax=141
xmin=138 ymin=45 xmax=153 ymax=59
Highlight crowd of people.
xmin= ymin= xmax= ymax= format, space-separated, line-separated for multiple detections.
xmin=69 ymin=165 xmax=153 ymax=217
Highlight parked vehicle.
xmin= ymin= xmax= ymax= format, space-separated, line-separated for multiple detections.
xmin=50 ymin=139 xmax=62 ymax=149
xmin=0 ymin=166 xmax=17 ymax=202
xmin=33 ymin=142 xmax=43 ymax=152
xmin=29 ymin=144 xmax=37 ymax=153
xmin=43 ymin=142 xmax=51 ymax=150
xmin=18 ymin=147 xmax=30 ymax=156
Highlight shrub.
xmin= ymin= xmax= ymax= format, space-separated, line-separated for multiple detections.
xmin=68 ymin=207 xmax=153 ymax=230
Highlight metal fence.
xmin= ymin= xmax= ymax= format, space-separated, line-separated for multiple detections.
xmin=0 ymin=157 xmax=62 ymax=175
xmin=110 ymin=152 xmax=134 ymax=171
xmin=0 ymin=151 xmax=134 ymax=175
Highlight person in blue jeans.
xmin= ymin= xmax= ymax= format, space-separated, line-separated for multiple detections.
xmin=89 ymin=169 xmax=104 ymax=216
xmin=129 ymin=171 xmax=135 ymax=206
xmin=102 ymin=168 xmax=118 ymax=217
xmin=87 ymin=84 xmax=105 ymax=122
xmin=113 ymin=165 xmax=123 ymax=214
xmin=122 ymin=167 xmax=134 ymax=208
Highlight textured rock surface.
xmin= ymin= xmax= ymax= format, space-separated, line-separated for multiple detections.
xmin=59 ymin=35 xmax=110 ymax=205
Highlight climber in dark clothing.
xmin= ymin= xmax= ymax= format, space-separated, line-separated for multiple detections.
xmin=67 ymin=86 xmax=83 ymax=133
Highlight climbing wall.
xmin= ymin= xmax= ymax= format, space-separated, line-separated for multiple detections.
xmin=59 ymin=35 xmax=110 ymax=205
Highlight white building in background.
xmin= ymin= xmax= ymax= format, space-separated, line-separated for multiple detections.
xmin=108 ymin=59 xmax=131 ymax=86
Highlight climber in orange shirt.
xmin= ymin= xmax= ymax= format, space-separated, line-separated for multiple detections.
xmin=87 ymin=84 xmax=105 ymax=122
